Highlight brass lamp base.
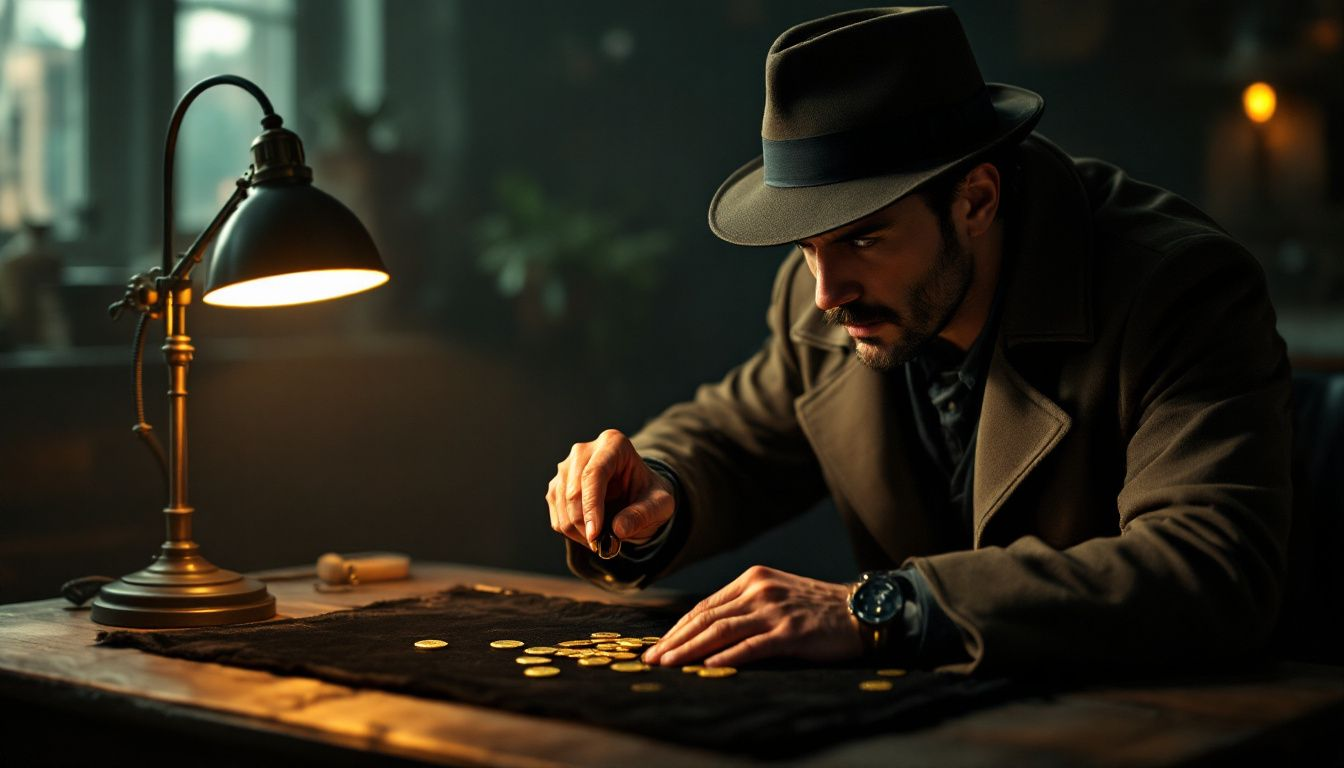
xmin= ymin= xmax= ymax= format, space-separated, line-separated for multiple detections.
xmin=91 ymin=550 xmax=275 ymax=628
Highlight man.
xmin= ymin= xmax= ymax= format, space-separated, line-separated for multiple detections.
xmin=544 ymin=6 xmax=1291 ymax=674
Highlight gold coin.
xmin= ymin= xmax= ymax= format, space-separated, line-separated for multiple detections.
xmin=603 ymin=651 xmax=637 ymax=660
xmin=578 ymin=656 xmax=613 ymax=666
xmin=610 ymin=661 xmax=651 ymax=673
xmin=553 ymin=649 xmax=578 ymax=657
xmin=859 ymin=679 xmax=894 ymax=691
xmin=525 ymin=666 xmax=560 ymax=678
xmin=594 ymin=643 xmax=623 ymax=651
xmin=557 ymin=640 xmax=594 ymax=647
xmin=413 ymin=639 xmax=448 ymax=649
xmin=590 ymin=632 xmax=621 ymax=639
xmin=488 ymin=639 xmax=524 ymax=649
xmin=523 ymin=646 xmax=558 ymax=655
xmin=697 ymin=666 xmax=737 ymax=678
xmin=642 ymin=636 xmax=662 ymax=643
xmin=617 ymin=639 xmax=644 ymax=647
xmin=630 ymin=682 xmax=663 ymax=693
xmin=515 ymin=656 xmax=552 ymax=665
xmin=681 ymin=665 xmax=705 ymax=674
xmin=876 ymin=668 xmax=908 ymax=677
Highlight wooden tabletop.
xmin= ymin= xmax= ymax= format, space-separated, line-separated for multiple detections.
xmin=1 ymin=562 xmax=1341 ymax=767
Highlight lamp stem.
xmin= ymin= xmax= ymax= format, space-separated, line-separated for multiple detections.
xmin=163 ymin=282 xmax=194 ymax=545
xmin=92 ymin=268 xmax=275 ymax=626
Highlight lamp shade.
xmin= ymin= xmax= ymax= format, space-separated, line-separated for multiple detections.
xmin=203 ymin=179 xmax=388 ymax=308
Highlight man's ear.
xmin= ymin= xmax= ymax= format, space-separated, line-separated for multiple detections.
xmin=957 ymin=162 xmax=1001 ymax=239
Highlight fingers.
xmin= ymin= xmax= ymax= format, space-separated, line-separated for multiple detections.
xmin=547 ymin=429 xmax=681 ymax=554
xmin=548 ymin=465 xmax=585 ymax=546
xmin=645 ymin=566 xmax=860 ymax=669
xmin=654 ymin=587 xmax=739 ymax=652
xmin=703 ymin=628 xmax=787 ymax=668
xmin=580 ymin=443 xmax=618 ymax=547
xmin=645 ymin=574 xmax=756 ymax=664
xmin=546 ymin=475 xmax=560 ymax=533
xmin=643 ymin=598 xmax=742 ymax=666
xmin=657 ymin=614 xmax=770 ymax=667
xmin=547 ymin=430 xmax=640 ymax=550
xmin=563 ymin=444 xmax=589 ymax=544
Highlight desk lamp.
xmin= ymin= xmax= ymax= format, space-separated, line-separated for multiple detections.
xmin=91 ymin=75 xmax=388 ymax=628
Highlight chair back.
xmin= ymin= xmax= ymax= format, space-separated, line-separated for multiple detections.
xmin=1275 ymin=369 xmax=1344 ymax=663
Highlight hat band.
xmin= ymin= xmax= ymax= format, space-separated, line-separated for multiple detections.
xmin=761 ymin=87 xmax=997 ymax=188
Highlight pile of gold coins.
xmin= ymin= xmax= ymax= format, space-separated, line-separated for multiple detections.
xmin=412 ymin=632 xmax=908 ymax=692
xmin=411 ymin=631 xmax=738 ymax=688
xmin=492 ymin=631 xmax=738 ymax=684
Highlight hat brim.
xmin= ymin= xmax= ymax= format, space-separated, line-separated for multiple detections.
xmin=707 ymin=84 xmax=1045 ymax=247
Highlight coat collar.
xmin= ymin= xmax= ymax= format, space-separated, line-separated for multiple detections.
xmin=997 ymin=134 xmax=1095 ymax=350
xmin=791 ymin=133 xmax=1093 ymax=552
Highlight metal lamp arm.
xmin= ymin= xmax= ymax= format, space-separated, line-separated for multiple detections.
xmin=163 ymin=172 xmax=252 ymax=288
xmin=107 ymin=172 xmax=250 ymax=320
xmin=161 ymin=74 xmax=279 ymax=273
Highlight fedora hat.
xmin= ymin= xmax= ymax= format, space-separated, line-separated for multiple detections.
xmin=708 ymin=6 xmax=1044 ymax=247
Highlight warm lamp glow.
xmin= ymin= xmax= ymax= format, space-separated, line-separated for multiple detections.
xmin=1242 ymin=82 xmax=1277 ymax=124
xmin=202 ymin=268 xmax=389 ymax=307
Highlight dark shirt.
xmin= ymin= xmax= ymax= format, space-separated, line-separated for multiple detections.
xmin=905 ymin=308 xmax=999 ymax=540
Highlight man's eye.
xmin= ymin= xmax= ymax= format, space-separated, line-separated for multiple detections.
xmin=851 ymin=238 xmax=876 ymax=248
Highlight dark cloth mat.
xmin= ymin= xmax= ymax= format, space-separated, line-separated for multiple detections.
xmin=96 ymin=586 xmax=1013 ymax=757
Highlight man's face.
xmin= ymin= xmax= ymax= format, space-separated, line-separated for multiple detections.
xmin=795 ymin=194 xmax=974 ymax=371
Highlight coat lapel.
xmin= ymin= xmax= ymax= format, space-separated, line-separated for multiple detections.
xmin=794 ymin=356 xmax=945 ymax=562
xmin=972 ymin=346 xmax=1072 ymax=546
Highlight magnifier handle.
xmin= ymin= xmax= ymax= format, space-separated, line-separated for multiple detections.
xmin=316 ymin=551 xmax=411 ymax=585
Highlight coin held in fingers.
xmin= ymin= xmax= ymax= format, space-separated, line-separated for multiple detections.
xmin=596 ymin=532 xmax=621 ymax=560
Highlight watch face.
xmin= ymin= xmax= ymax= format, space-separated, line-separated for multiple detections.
xmin=853 ymin=576 xmax=902 ymax=625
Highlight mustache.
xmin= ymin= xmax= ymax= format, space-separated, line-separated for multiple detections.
xmin=824 ymin=301 xmax=901 ymax=327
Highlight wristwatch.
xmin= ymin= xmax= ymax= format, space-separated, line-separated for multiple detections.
xmin=847 ymin=571 xmax=905 ymax=656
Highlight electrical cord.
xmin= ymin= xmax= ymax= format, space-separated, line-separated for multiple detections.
xmin=132 ymin=312 xmax=169 ymax=491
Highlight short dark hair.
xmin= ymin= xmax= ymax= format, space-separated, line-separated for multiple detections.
xmin=915 ymin=144 xmax=1022 ymax=227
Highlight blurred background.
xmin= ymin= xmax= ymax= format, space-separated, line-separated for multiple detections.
xmin=1 ymin=0 xmax=1341 ymax=605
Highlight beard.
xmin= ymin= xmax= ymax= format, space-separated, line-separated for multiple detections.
xmin=824 ymin=222 xmax=975 ymax=372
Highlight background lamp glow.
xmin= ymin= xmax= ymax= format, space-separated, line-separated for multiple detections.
xmin=1243 ymin=82 xmax=1277 ymax=124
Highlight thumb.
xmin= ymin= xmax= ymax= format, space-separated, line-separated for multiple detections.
xmin=612 ymin=496 xmax=672 ymax=540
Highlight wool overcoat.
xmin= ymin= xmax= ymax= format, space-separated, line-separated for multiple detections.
xmin=569 ymin=135 xmax=1293 ymax=673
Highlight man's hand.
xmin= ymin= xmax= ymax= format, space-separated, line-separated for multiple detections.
xmin=546 ymin=429 xmax=675 ymax=552
xmin=643 ymin=565 xmax=864 ymax=668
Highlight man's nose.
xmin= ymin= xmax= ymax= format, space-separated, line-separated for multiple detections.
xmin=813 ymin=256 xmax=860 ymax=311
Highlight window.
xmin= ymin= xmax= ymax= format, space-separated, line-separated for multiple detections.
xmin=0 ymin=0 xmax=87 ymax=234
xmin=174 ymin=0 xmax=295 ymax=230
